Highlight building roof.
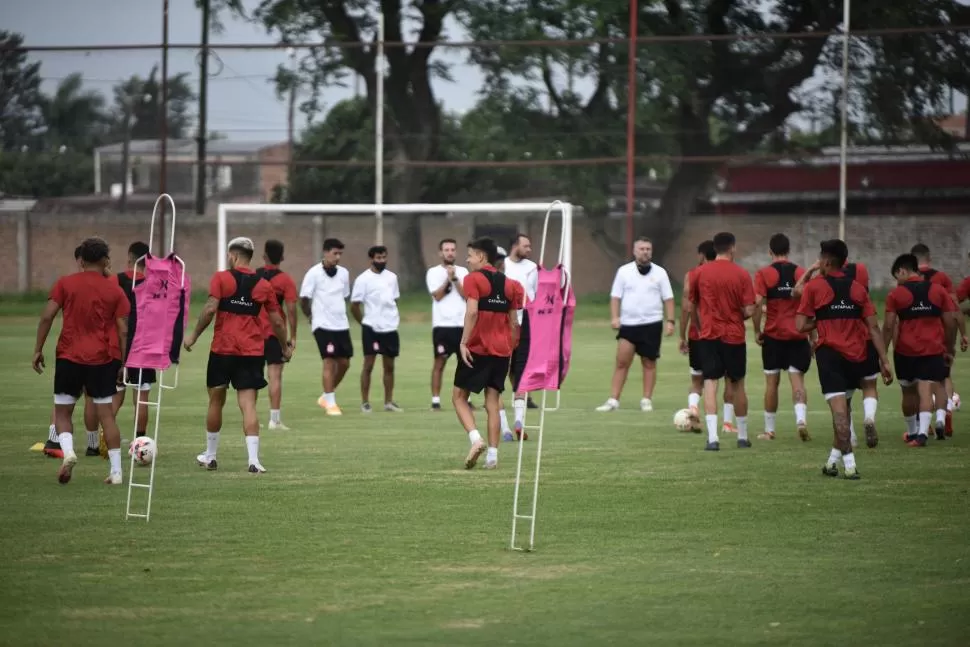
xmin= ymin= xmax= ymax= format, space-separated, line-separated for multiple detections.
xmin=733 ymin=142 xmax=970 ymax=168
xmin=95 ymin=139 xmax=287 ymax=157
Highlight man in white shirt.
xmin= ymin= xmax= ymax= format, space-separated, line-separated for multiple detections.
xmin=596 ymin=236 xmax=675 ymax=412
xmin=300 ymin=238 xmax=352 ymax=416
xmin=503 ymin=234 xmax=539 ymax=435
xmin=351 ymin=245 xmax=403 ymax=413
xmin=426 ymin=238 xmax=470 ymax=411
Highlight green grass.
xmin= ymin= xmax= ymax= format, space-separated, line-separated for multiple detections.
xmin=1 ymin=304 xmax=969 ymax=646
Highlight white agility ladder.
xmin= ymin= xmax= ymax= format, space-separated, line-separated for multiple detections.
xmin=511 ymin=200 xmax=572 ymax=552
xmin=125 ymin=194 xmax=186 ymax=522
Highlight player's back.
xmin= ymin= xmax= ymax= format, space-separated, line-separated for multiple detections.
xmin=53 ymin=271 xmax=127 ymax=364
xmin=463 ymin=268 xmax=524 ymax=357
xmin=919 ymin=266 xmax=954 ymax=293
xmin=256 ymin=266 xmax=296 ymax=337
xmin=801 ymin=273 xmax=870 ymax=361
xmin=758 ymin=262 xmax=805 ymax=340
xmin=693 ymin=259 xmax=753 ymax=343
xmin=212 ymin=269 xmax=274 ymax=356
xmin=888 ymin=279 xmax=950 ymax=357
xmin=843 ymin=261 xmax=869 ymax=290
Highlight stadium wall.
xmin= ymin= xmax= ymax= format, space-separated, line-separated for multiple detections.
xmin=1 ymin=210 xmax=968 ymax=295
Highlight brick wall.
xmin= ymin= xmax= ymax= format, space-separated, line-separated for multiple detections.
xmin=2 ymin=210 xmax=968 ymax=295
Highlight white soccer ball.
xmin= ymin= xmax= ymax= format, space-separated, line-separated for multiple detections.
xmin=954 ymin=393 xmax=961 ymax=412
xmin=673 ymin=408 xmax=694 ymax=432
xmin=129 ymin=437 xmax=156 ymax=466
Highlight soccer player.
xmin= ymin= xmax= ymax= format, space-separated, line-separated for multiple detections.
xmin=680 ymin=240 xmax=715 ymax=430
xmin=453 ymin=237 xmax=524 ymax=470
xmin=256 ymin=239 xmax=299 ymax=430
xmin=796 ymin=239 xmax=892 ymax=479
xmin=184 ymin=237 xmax=288 ymax=473
xmin=300 ymin=238 xmax=352 ymax=416
xmin=426 ymin=238 xmax=470 ymax=410
xmin=883 ymin=253 xmax=958 ymax=446
xmin=597 ymin=236 xmax=675 ymax=412
xmin=503 ymin=234 xmax=540 ymax=426
xmin=689 ymin=232 xmax=756 ymax=450
xmin=113 ymin=241 xmax=153 ymax=444
xmin=351 ymin=245 xmax=403 ymax=412
xmin=492 ymin=246 xmax=525 ymax=441
xmin=753 ymin=234 xmax=811 ymax=441
xmin=33 ymin=237 xmax=130 ymax=485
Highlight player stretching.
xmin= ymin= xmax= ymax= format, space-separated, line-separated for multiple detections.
xmin=453 ymin=237 xmax=524 ymax=470
xmin=504 ymin=234 xmax=540 ymax=427
xmin=597 ymin=237 xmax=675 ymax=412
xmin=300 ymin=238 xmax=352 ymax=416
xmin=753 ymin=234 xmax=811 ymax=441
xmin=184 ymin=237 xmax=289 ymax=473
xmin=680 ymin=240 xmax=715 ymax=430
xmin=883 ymin=253 xmax=959 ymax=446
xmin=351 ymin=245 xmax=403 ymax=412
xmin=796 ymin=239 xmax=892 ymax=479
xmin=689 ymin=232 xmax=756 ymax=450
xmin=256 ymin=239 xmax=299 ymax=430
xmin=33 ymin=237 xmax=130 ymax=485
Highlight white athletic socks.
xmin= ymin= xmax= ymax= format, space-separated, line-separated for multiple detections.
xmin=827 ymin=447 xmax=842 ymax=466
xmin=431 ymin=396 xmax=441 ymax=405
xmin=905 ymin=415 xmax=917 ymax=436
xmin=206 ymin=431 xmax=220 ymax=458
xmin=764 ymin=412 xmax=777 ymax=434
xmin=862 ymin=397 xmax=877 ymax=421
xmin=269 ymin=409 xmax=281 ymax=424
xmin=48 ymin=424 xmax=57 ymax=443
xmin=794 ymin=403 xmax=807 ymax=426
xmin=947 ymin=398 xmax=954 ymax=412
xmin=499 ymin=409 xmax=511 ymax=433
xmin=936 ymin=409 xmax=947 ymax=425
xmin=513 ymin=398 xmax=526 ymax=426
xmin=246 ymin=436 xmax=260 ymax=465
xmin=86 ymin=430 xmax=99 ymax=449
xmin=918 ymin=412 xmax=932 ymax=436
xmin=736 ymin=416 xmax=748 ymax=441
xmin=843 ymin=452 xmax=857 ymax=471
xmin=58 ymin=432 xmax=75 ymax=456
xmin=687 ymin=393 xmax=701 ymax=409
xmin=486 ymin=447 xmax=498 ymax=462
xmin=322 ymin=392 xmax=337 ymax=407
xmin=849 ymin=419 xmax=857 ymax=446
xmin=723 ymin=403 xmax=735 ymax=424
xmin=705 ymin=415 xmax=718 ymax=444
xmin=468 ymin=429 xmax=483 ymax=445
xmin=107 ymin=448 xmax=122 ymax=475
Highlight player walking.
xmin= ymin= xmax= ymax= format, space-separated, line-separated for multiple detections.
xmin=597 ymin=236 xmax=675 ymax=413
xmin=33 ymin=237 xmax=130 ymax=485
xmin=680 ymin=240 xmax=715 ymax=430
xmin=796 ymin=239 xmax=892 ymax=479
xmin=184 ymin=237 xmax=289 ymax=473
xmin=503 ymin=234 xmax=539 ymax=427
xmin=300 ymin=238 xmax=352 ymax=416
xmin=752 ymin=234 xmax=811 ymax=441
xmin=453 ymin=237 xmax=524 ymax=470
xmin=351 ymin=245 xmax=403 ymax=412
xmin=426 ymin=238 xmax=470 ymax=411
xmin=689 ymin=232 xmax=756 ymax=450
xmin=256 ymin=239 xmax=299 ymax=430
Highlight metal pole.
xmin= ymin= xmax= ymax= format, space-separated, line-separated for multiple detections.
xmin=195 ymin=0 xmax=210 ymax=215
xmin=625 ymin=0 xmax=637 ymax=251
xmin=837 ymin=0 xmax=850 ymax=241
xmin=375 ymin=13 xmax=385 ymax=245
xmin=159 ymin=0 xmax=170 ymax=252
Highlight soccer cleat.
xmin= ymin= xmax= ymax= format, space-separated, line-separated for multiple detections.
xmin=268 ymin=421 xmax=290 ymax=431
xmin=863 ymin=419 xmax=878 ymax=449
xmin=640 ymin=398 xmax=653 ymax=412
xmin=430 ymin=402 xmax=442 ymax=411
xmin=527 ymin=397 xmax=538 ymax=409
xmin=722 ymin=422 xmax=738 ymax=434
xmin=248 ymin=463 xmax=267 ymax=474
xmin=57 ymin=452 xmax=78 ymax=484
xmin=43 ymin=440 xmax=63 ymax=459
xmin=797 ymin=423 xmax=811 ymax=442
xmin=945 ymin=411 xmax=953 ymax=437
xmin=502 ymin=430 xmax=514 ymax=442
xmin=902 ymin=431 xmax=918 ymax=444
xmin=737 ymin=439 xmax=752 ymax=448
xmin=906 ymin=434 xmax=928 ymax=448
xmin=757 ymin=431 xmax=776 ymax=440
xmin=384 ymin=402 xmax=403 ymax=413
xmin=464 ymin=441 xmax=486 ymax=469
xmin=513 ymin=419 xmax=528 ymax=441
xmin=704 ymin=441 xmax=720 ymax=451
xmin=843 ymin=468 xmax=861 ymax=480
xmin=85 ymin=447 xmax=100 ymax=457
xmin=934 ymin=422 xmax=946 ymax=441
xmin=482 ymin=460 xmax=498 ymax=470
xmin=821 ymin=463 xmax=839 ymax=477
xmin=325 ymin=405 xmax=343 ymax=416
xmin=104 ymin=471 xmax=122 ymax=485
xmin=595 ymin=399 xmax=619 ymax=412
xmin=361 ymin=402 xmax=373 ymax=414
xmin=196 ymin=453 xmax=218 ymax=471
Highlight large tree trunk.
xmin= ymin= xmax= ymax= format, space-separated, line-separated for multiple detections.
xmin=651 ymin=160 xmax=719 ymax=266
xmin=388 ymin=146 xmax=427 ymax=291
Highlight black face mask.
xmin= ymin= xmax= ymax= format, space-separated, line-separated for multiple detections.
xmin=372 ymin=262 xmax=386 ymax=273
xmin=323 ymin=263 xmax=337 ymax=278
xmin=636 ymin=262 xmax=652 ymax=275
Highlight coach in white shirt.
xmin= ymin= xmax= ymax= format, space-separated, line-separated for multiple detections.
xmin=426 ymin=238 xmax=469 ymax=411
xmin=503 ymin=233 xmax=539 ymax=430
xmin=300 ymin=238 xmax=352 ymax=416
xmin=596 ymin=236 xmax=675 ymax=413
xmin=351 ymin=245 xmax=403 ymax=413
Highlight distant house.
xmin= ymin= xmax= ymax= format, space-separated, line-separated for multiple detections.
xmin=93 ymin=139 xmax=291 ymax=202
xmin=937 ymin=113 xmax=968 ymax=139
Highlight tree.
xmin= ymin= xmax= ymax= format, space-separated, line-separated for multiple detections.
xmin=0 ymin=149 xmax=93 ymax=197
xmin=38 ymin=73 xmax=108 ymax=153
xmin=110 ymin=66 xmax=196 ymax=141
xmin=0 ymin=31 xmax=43 ymax=151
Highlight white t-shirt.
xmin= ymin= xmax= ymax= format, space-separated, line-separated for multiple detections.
xmin=610 ymin=261 xmax=674 ymax=326
xmin=300 ymin=263 xmax=351 ymax=331
xmin=426 ymin=264 xmax=469 ymax=328
xmin=351 ymin=269 xmax=401 ymax=332
xmin=503 ymin=257 xmax=538 ymax=324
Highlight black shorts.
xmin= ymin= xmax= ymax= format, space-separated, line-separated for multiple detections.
xmin=313 ymin=328 xmax=354 ymax=359
xmin=206 ymin=353 xmax=266 ymax=391
xmin=509 ymin=311 xmax=531 ymax=390
xmin=815 ymin=345 xmax=876 ymax=396
xmin=264 ymin=336 xmax=285 ymax=366
xmin=894 ymin=352 xmax=948 ymax=385
xmin=617 ymin=322 xmax=662 ymax=360
xmin=54 ymin=359 xmax=118 ymax=402
xmin=762 ymin=336 xmax=812 ymax=374
xmin=862 ymin=341 xmax=881 ymax=380
xmin=123 ymin=365 xmax=157 ymax=388
xmin=362 ymin=326 xmax=400 ymax=358
xmin=432 ymin=326 xmax=463 ymax=357
xmin=687 ymin=339 xmax=703 ymax=375
xmin=696 ymin=339 xmax=747 ymax=382
xmin=454 ymin=353 xmax=511 ymax=394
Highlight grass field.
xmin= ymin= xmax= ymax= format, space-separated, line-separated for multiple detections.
xmin=1 ymin=294 xmax=969 ymax=647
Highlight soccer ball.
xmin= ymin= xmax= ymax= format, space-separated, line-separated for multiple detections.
xmin=673 ymin=408 xmax=694 ymax=432
xmin=954 ymin=393 xmax=961 ymax=412
xmin=129 ymin=437 xmax=156 ymax=466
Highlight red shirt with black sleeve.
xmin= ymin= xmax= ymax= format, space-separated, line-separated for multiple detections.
xmin=754 ymin=261 xmax=807 ymax=341
xmin=918 ymin=265 xmax=954 ymax=294
xmin=957 ymin=276 xmax=970 ymax=304
xmin=689 ymin=259 xmax=755 ymax=344
xmin=209 ymin=268 xmax=280 ymax=356
xmin=257 ymin=265 xmax=299 ymax=340
xmin=685 ymin=267 xmax=700 ymax=341
xmin=843 ymin=261 xmax=870 ymax=291
xmin=885 ymin=277 xmax=956 ymax=357
xmin=50 ymin=270 xmax=130 ymax=365
xmin=797 ymin=270 xmax=874 ymax=362
xmin=463 ymin=266 xmax=525 ymax=358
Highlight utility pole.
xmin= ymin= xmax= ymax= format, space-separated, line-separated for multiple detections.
xmin=196 ymin=0 xmax=210 ymax=215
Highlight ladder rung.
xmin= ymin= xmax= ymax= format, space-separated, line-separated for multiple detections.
xmin=128 ymin=483 xmax=151 ymax=489
xmin=514 ymin=514 xmax=534 ymax=520
xmin=126 ymin=513 xmax=148 ymax=518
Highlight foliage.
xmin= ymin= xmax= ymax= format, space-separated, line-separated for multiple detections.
xmin=37 ymin=73 xmax=108 ymax=153
xmin=0 ymin=31 xmax=43 ymax=151
xmin=0 ymin=149 xmax=93 ymax=197
xmin=110 ymin=65 xmax=196 ymax=141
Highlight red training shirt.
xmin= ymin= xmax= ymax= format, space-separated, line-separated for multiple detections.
xmin=463 ymin=266 xmax=525 ymax=358
xmin=918 ymin=265 xmax=954 ymax=294
xmin=754 ymin=262 xmax=807 ymax=341
xmin=957 ymin=276 xmax=970 ymax=304
xmin=843 ymin=261 xmax=870 ymax=290
xmin=50 ymin=270 xmax=130 ymax=365
xmin=208 ymin=268 xmax=280 ymax=357
xmin=685 ymin=266 xmax=700 ymax=341
xmin=689 ymin=259 xmax=755 ymax=344
xmin=796 ymin=270 xmax=874 ymax=362
xmin=885 ymin=277 xmax=956 ymax=357
xmin=257 ymin=264 xmax=299 ymax=340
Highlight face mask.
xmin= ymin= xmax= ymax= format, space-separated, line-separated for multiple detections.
xmin=323 ymin=263 xmax=337 ymax=278
xmin=372 ymin=262 xmax=386 ymax=273
xmin=636 ymin=262 xmax=652 ymax=275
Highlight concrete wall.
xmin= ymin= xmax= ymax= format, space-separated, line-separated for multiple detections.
xmin=2 ymin=210 xmax=968 ymax=295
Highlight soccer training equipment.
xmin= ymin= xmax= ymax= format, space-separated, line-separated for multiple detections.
xmin=953 ymin=393 xmax=961 ymax=411
xmin=673 ymin=409 xmax=694 ymax=432
xmin=129 ymin=437 xmax=157 ymax=466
